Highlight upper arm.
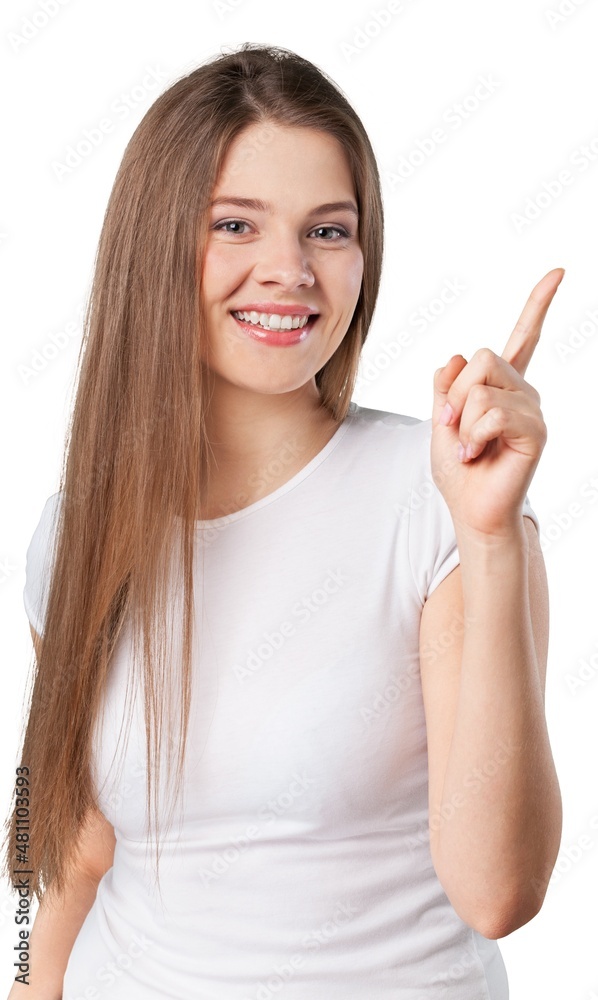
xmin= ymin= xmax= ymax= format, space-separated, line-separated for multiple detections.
xmin=418 ymin=515 xmax=549 ymax=867
xmin=28 ymin=624 xmax=117 ymax=884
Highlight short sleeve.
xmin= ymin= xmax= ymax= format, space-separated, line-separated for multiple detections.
xmin=23 ymin=492 xmax=62 ymax=638
xmin=407 ymin=419 xmax=540 ymax=605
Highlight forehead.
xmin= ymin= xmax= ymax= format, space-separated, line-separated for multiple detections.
xmin=227 ymin=121 xmax=343 ymax=156
xmin=213 ymin=123 xmax=355 ymax=201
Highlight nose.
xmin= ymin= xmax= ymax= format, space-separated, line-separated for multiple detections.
xmin=251 ymin=232 xmax=315 ymax=289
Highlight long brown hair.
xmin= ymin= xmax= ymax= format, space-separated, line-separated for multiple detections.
xmin=2 ymin=42 xmax=384 ymax=903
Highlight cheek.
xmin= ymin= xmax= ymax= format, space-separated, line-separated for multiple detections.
xmin=201 ymin=245 xmax=246 ymax=301
xmin=338 ymin=250 xmax=364 ymax=304
xmin=352 ymin=248 xmax=365 ymax=285
xmin=316 ymin=249 xmax=363 ymax=294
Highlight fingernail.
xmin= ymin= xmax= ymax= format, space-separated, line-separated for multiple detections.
xmin=439 ymin=402 xmax=453 ymax=426
xmin=458 ymin=442 xmax=466 ymax=462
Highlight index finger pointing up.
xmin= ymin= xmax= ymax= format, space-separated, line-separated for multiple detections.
xmin=501 ymin=267 xmax=565 ymax=376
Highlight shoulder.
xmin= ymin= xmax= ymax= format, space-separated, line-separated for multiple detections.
xmin=348 ymin=400 xmax=426 ymax=433
xmin=26 ymin=490 xmax=63 ymax=558
xmin=347 ymin=403 xmax=435 ymax=488
xmin=346 ymin=402 xmax=432 ymax=457
xmin=347 ymin=409 xmax=457 ymax=606
xmin=23 ymin=490 xmax=64 ymax=636
xmin=30 ymin=490 xmax=64 ymax=551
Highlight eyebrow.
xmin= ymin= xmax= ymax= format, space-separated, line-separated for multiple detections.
xmin=209 ymin=196 xmax=359 ymax=217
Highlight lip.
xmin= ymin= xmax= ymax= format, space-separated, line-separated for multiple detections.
xmin=231 ymin=312 xmax=318 ymax=346
xmin=230 ymin=303 xmax=319 ymax=317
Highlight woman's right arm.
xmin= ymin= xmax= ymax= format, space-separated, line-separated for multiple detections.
xmin=7 ymin=866 xmax=105 ymax=999
xmin=7 ymin=627 xmax=117 ymax=999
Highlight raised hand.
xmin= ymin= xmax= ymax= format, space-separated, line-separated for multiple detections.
xmin=430 ymin=268 xmax=565 ymax=540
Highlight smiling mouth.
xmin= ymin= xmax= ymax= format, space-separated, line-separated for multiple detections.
xmin=230 ymin=310 xmax=318 ymax=332
xmin=230 ymin=311 xmax=319 ymax=345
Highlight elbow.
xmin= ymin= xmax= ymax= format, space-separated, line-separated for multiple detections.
xmin=438 ymin=865 xmax=551 ymax=940
xmin=477 ymin=818 xmax=563 ymax=939
xmin=470 ymin=890 xmax=545 ymax=940
xmin=450 ymin=814 xmax=563 ymax=940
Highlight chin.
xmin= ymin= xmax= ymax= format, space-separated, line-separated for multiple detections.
xmin=212 ymin=368 xmax=314 ymax=395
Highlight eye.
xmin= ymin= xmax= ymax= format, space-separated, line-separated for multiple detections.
xmin=212 ymin=219 xmax=251 ymax=234
xmin=310 ymin=225 xmax=351 ymax=240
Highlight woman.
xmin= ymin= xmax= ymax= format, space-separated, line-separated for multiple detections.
xmin=4 ymin=42 xmax=562 ymax=998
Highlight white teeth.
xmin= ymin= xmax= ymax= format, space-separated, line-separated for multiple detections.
xmin=233 ymin=310 xmax=312 ymax=331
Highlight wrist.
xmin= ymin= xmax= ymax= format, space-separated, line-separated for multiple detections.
xmin=453 ymin=519 xmax=529 ymax=581
xmin=453 ymin=517 xmax=529 ymax=551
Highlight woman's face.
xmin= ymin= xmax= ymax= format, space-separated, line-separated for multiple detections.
xmin=200 ymin=122 xmax=364 ymax=397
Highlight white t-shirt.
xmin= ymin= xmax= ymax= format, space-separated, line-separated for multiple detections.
xmin=23 ymin=402 xmax=539 ymax=999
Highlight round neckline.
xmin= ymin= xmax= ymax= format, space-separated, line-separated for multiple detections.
xmin=185 ymin=400 xmax=358 ymax=530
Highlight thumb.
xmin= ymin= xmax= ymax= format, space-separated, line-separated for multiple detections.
xmin=432 ymin=355 xmax=467 ymax=428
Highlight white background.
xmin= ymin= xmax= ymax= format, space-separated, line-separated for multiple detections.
xmin=1 ymin=0 xmax=597 ymax=996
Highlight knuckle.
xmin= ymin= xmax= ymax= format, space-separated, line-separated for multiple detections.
xmin=527 ymin=382 xmax=541 ymax=405
xmin=470 ymin=382 xmax=491 ymax=405
xmin=489 ymin=405 xmax=507 ymax=427
xmin=511 ymin=318 xmax=529 ymax=337
xmin=474 ymin=346 xmax=495 ymax=367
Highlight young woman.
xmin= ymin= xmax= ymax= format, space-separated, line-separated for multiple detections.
xmin=4 ymin=42 xmax=562 ymax=999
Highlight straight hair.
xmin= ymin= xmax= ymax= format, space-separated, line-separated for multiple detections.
xmin=2 ymin=42 xmax=384 ymax=903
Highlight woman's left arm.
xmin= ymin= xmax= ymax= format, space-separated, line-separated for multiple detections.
xmin=419 ymin=269 xmax=565 ymax=940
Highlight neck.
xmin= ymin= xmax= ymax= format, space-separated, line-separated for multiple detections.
xmin=197 ymin=377 xmax=339 ymax=517
xmin=202 ymin=378 xmax=335 ymax=467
